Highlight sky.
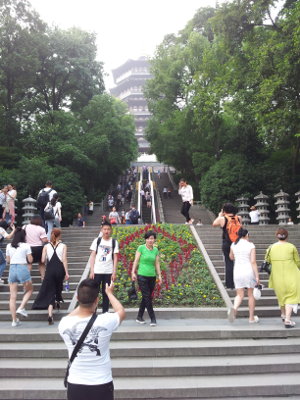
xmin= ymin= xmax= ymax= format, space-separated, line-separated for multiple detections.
xmin=28 ymin=0 xmax=225 ymax=88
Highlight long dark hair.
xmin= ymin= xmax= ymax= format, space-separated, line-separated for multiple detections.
xmin=234 ymin=228 xmax=249 ymax=245
xmin=50 ymin=193 xmax=58 ymax=207
xmin=0 ymin=220 xmax=8 ymax=230
xmin=11 ymin=227 xmax=26 ymax=248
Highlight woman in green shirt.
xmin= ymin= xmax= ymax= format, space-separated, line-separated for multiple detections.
xmin=131 ymin=230 xmax=161 ymax=326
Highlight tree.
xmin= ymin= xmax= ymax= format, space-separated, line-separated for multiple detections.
xmin=80 ymin=94 xmax=137 ymax=194
xmin=34 ymin=27 xmax=105 ymax=115
xmin=200 ymin=154 xmax=259 ymax=213
xmin=145 ymin=0 xmax=300 ymax=210
xmin=0 ymin=0 xmax=45 ymax=144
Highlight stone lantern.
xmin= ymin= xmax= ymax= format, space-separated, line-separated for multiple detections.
xmin=296 ymin=190 xmax=300 ymax=223
xmin=254 ymin=191 xmax=270 ymax=225
xmin=236 ymin=196 xmax=250 ymax=224
xmin=22 ymin=196 xmax=37 ymax=225
xmin=274 ymin=190 xmax=290 ymax=225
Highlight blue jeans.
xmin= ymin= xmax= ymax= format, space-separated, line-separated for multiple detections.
xmin=0 ymin=249 xmax=6 ymax=279
xmin=46 ymin=219 xmax=54 ymax=240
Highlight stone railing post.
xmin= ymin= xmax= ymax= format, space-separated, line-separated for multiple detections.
xmin=274 ymin=190 xmax=290 ymax=225
xmin=236 ymin=196 xmax=250 ymax=224
xmin=296 ymin=190 xmax=300 ymax=223
xmin=22 ymin=196 xmax=37 ymax=225
xmin=254 ymin=191 xmax=270 ymax=225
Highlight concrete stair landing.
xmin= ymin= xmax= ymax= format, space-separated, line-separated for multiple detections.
xmin=0 ymin=317 xmax=300 ymax=399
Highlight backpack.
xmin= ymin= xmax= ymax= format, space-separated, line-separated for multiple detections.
xmin=44 ymin=203 xmax=55 ymax=220
xmin=225 ymin=215 xmax=241 ymax=243
xmin=130 ymin=209 xmax=139 ymax=223
xmin=37 ymin=189 xmax=53 ymax=209
xmin=96 ymin=237 xmax=116 ymax=254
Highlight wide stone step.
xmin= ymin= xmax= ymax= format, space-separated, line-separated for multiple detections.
xmin=0 ymin=283 xmax=77 ymax=293
xmin=1 ymin=319 xmax=299 ymax=342
xmin=0 ymin=310 xmax=69 ymax=322
xmin=1 ymin=373 xmax=300 ymax=399
xmin=201 ymin=248 xmax=276 ymax=255
xmin=1 ymin=337 xmax=299 ymax=358
xmin=0 ymin=300 xmax=69 ymax=310
xmin=2 ymin=353 xmax=300 ymax=378
xmin=0 ymin=291 xmax=73 ymax=301
xmin=0 ymin=308 xmax=228 ymax=322
xmin=237 ymin=296 xmax=279 ymax=306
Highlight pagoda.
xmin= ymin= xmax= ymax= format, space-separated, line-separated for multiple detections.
xmin=111 ymin=57 xmax=151 ymax=153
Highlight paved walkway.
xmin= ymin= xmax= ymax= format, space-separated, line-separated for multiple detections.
xmin=1 ymin=315 xmax=299 ymax=333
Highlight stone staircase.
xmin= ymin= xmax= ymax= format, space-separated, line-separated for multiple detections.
xmin=0 ymin=226 xmax=100 ymax=322
xmin=1 ymin=221 xmax=300 ymax=399
xmin=196 ymin=224 xmax=300 ymax=317
xmin=0 ymin=318 xmax=300 ymax=399
xmin=153 ymin=172 xmax=213 ymax=224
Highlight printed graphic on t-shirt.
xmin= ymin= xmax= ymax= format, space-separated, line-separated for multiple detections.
xmin=62 ymin=321 xmax=108 ymax=356
xmin=98 ymin=245 xmax=111 ymax=263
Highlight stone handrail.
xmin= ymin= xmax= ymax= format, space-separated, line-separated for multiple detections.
xmin=190 ymin=225 xmax=232 ymax=309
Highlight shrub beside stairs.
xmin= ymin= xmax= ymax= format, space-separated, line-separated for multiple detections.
xmin=0 ymin=223 xmax=299 ymax=398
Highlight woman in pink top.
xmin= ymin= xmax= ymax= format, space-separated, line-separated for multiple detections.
xmin=25 ymin=215 xmax=48 ymax=280
xmin=6 ymin=184 xmax=17 ymax=225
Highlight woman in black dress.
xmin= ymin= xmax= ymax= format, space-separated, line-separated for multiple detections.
xmin=32 ymin=228 xmax=69 ymax=324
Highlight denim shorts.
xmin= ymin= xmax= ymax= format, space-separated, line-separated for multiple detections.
xmin=8 ymin=264 xmax=31 ymax=284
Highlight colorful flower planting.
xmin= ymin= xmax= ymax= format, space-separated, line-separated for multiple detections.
xmin=113 ymin=224 xmax=223 ymax=307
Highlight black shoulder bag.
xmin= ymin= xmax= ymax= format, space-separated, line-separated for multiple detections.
xmin=260 ymin=246 xmax=272 ymax=275
xmin=64 ymin=312 xmax=97 ymax=388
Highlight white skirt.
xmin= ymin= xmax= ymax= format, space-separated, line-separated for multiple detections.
xmin=234 ymin=262 xmax=256 ymax=289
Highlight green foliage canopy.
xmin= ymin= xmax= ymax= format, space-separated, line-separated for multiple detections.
xmin=145 ymin=1 xmax=300 ymax=212
xmin=0 ymin=0 xmax=137 ymax=224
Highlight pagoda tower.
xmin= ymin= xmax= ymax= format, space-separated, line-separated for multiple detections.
xmin=110 ymin=57 xmax=151 ymax=153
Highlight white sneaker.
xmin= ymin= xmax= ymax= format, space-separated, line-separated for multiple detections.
xmin=0 ymin=279 xmax=4 ymax=284
xmin=16 ymin=308 xmax=28 ymax=317
xmin=249 ymin=315 xmax=260 ymax=324
xmin=12 ymin=319 xmax=21 ymax=327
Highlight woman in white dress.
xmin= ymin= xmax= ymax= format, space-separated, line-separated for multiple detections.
xmin=228 ymin=228 xmax=260 ymax=323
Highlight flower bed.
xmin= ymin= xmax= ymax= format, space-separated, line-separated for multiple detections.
xmin=113 ymin=224 xmax=223 ymax=307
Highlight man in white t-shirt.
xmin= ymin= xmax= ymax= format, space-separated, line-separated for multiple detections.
xmin=89 ymin=221 xmax=119 ymax=313
xmin=249 ymin=206 xmax=260 ymax=225
xmin=58 ymin=279 xmax=125 ymax=400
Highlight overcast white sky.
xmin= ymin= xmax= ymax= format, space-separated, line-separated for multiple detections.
xmin=29 ymin=0 xmax=225 ymax=88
